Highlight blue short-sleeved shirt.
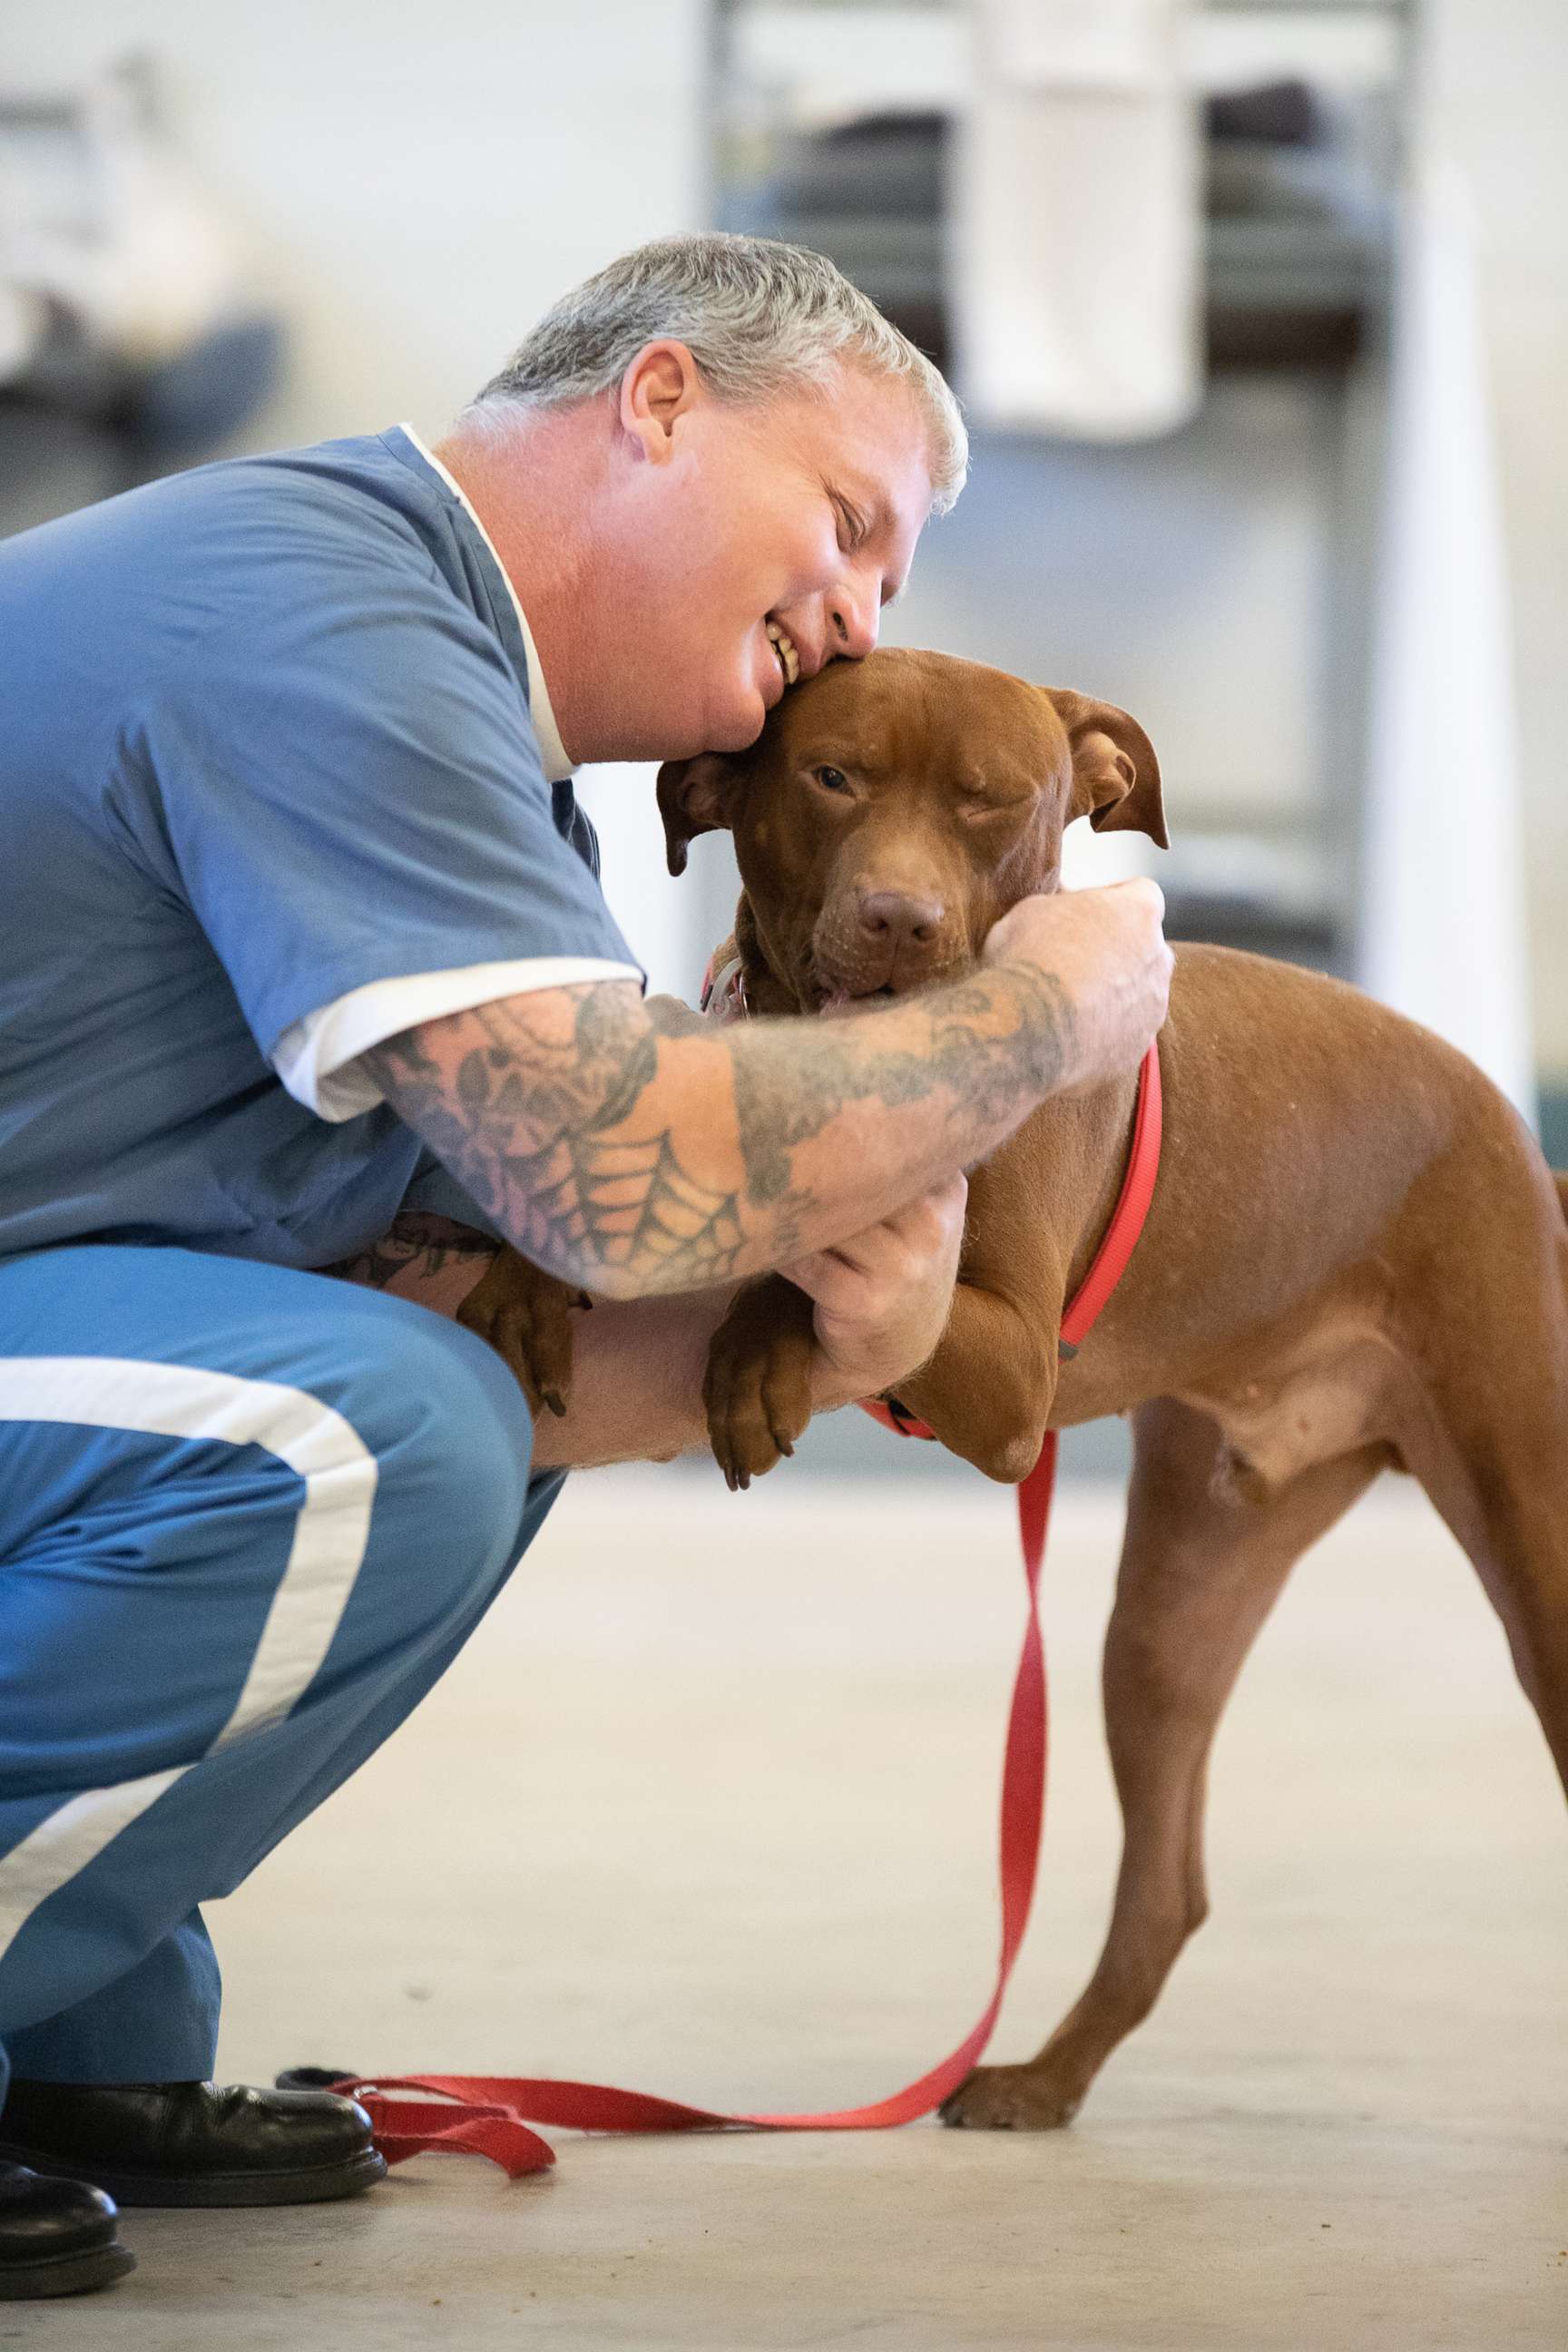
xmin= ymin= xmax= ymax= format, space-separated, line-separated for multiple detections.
xmin=0 ymin=426 xmax=641 ymax=1269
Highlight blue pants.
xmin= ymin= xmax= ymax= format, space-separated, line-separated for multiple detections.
xmin=0 ymin=1245 xmax=554 ymax=2102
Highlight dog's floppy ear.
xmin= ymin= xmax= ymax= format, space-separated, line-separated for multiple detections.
xmin=1043 ymin=689 xmax=1168 ymax=851
xmin=656 ymin=754 xmax=745 ymax=877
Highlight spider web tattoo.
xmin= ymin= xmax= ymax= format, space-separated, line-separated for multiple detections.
xmin=517 ymin=1127 xmax=746 ymax=1286
xmin=366 ymin=985 xmax=750 ymax=1296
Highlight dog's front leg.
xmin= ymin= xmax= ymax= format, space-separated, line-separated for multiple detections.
xmin=457 ymin=1245 xmax=591 ymax=1420
xmin=703 ymin=1274 xmax=817 ymax=1491
xmin=891 ymin=1280 xmax=1062 ymax=1484
xmin=888 ymin=1140 xmax=1070 ymax=1481
xmin=702 ymin=1269 xmax=1059 ymax=1491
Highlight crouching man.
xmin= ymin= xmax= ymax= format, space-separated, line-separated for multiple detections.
xmin=0 ymin=232 xmax=1168 ymax=2296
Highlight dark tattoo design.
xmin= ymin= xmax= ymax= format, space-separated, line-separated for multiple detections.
xmin=322 ymin=1210 xmax=501 ymax=1289
xmin=361 ymin=959 xmax=1072 ymax=1300
xmin=731 ymin=962 xmax=1073 ymax=1203
xmin=365 ymin=989 xmax=746 ymax=1296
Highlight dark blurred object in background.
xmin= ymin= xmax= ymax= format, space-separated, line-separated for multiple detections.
xmin=0 ymin=53 xmax=283 ymax=537
xmin=722 ymin=76 xmax=1385 ymax=377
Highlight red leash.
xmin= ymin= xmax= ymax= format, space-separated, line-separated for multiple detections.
xmin=335 ymin=1044 xmax=1162 ymax=2178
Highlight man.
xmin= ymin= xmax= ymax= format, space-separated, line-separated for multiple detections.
xmin=0 ymin=233 xmax=1168 ymax=2296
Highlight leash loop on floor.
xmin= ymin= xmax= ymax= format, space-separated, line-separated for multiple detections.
xmin=336 ymin=1044 xmax=1161 ymax=2177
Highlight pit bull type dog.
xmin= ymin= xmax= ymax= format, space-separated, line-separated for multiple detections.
xmin=465 ymin=646 xmax=1568 ymax=2131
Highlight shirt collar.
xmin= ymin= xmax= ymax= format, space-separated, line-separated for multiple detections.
xmin=397 ymin=420 xmax=576 ymax=784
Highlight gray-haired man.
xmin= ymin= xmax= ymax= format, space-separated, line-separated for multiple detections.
xmin=0 ymin=234 xmax=1168 ymax=2294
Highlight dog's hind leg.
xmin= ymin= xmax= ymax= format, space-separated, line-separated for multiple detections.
xmin=942 ymin=1396 xmax=1385 ymax=2132
xmin=1391 ymin=1157 xmax=1568 ymax=1801
xmin=1402 ymin=1388 xmax=1568 ymax=1804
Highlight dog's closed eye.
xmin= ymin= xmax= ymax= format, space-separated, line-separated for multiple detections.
xmin=957 ymin=783 xmax=1033 ymax=822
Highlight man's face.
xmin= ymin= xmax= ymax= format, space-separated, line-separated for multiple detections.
xmin=603 ymin=352 xmax=935 ymax=760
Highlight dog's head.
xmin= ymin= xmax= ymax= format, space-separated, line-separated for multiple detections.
xmin=657 ymin=646 xmax=1165 ymax=1013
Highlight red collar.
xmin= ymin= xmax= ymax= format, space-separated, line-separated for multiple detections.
xmin=1059 ymin=1038 xmax=1163 ymax=1355
xmin=864 ymin=1040 xmax=1162 ymax=1445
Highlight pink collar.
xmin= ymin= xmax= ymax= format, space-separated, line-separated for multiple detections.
xmin=700 ymin=954 xmax=748 ymax=1024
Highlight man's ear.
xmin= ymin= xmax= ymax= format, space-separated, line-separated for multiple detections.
xmin=1043 ymin=688 xmax=1169 ymax=850
xmin=655 ymin=753 xmax=744 ymax=877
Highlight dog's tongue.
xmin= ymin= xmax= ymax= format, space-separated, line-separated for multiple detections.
xmin=818 ymin=988 xmax=857 ymax=1019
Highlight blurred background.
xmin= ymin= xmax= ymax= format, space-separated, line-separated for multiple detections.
xmin=2 ymin=0 xmax=1563 ymax=1480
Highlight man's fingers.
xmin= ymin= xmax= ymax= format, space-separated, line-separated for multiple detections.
xmin=834 ymin=1171 xmax=965 ymax=1267
xmin=979 ymin=877 xmax=1172 ymax=1094
xmin=1109 ymin=875 xmax=1166 ymax=921
xmin=888 ymin=1170 xmax=968 ymax=1240
xmin=782 ymin=1172 xmax=966 ymax=1308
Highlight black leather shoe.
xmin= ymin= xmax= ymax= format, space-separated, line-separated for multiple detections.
xmin=0 ymin=2080 xmax=387 ymax=2210
xmin=0 ymin=2161 xmax=134 ymax=2298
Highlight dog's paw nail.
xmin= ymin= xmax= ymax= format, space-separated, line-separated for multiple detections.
xmin=542 ymin=1388 xmax=566 ymax=1418
xmin=575 ymin=1291 xmax=593 ymax=1312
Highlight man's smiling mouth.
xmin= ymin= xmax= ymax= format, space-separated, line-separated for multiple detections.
xmin=766 ymin=620 xmax=800 ymax=688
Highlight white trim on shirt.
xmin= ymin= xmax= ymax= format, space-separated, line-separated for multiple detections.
xmin=273 ymin=956 xmax=642 ymax=1122
xmin=397 ymin=422 xmax=575 ymax=785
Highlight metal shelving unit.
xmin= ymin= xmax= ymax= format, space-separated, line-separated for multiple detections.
xmin=701 ymin=0 xmax=1416 ymax=977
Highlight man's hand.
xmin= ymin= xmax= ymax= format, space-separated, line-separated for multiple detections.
xmin=982 ymin=878 xmax=1171 ymax=1097
xmin=785 ymin=1172 xmax=967 ymax=1410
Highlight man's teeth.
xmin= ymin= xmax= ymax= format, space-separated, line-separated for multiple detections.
xmin=766 ymin=621 xmax=800 ymax=687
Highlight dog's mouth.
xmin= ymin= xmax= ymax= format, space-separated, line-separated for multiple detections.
xmin=817 ymin=982 xmax=898 ymax=1019
xmin=797 ymin=928 xmax=975 ymax=1018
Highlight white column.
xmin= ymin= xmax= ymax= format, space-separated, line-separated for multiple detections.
xmin=1359 ymin=164 xmax=1535 ymax=1120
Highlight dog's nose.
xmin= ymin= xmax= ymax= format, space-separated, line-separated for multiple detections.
xmin=856 ymin=889 xmax=946 ymax=948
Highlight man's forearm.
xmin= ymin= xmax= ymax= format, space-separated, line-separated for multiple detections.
xmin=330 ymin=1224 xmax=863 ymax=1469
xmin=367 ymin=961 xmax=1069 ymax=1303
xmin=525 ymin=1289 xmax=743 ymax=1468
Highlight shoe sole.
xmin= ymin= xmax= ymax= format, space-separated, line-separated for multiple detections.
xmin=0 ymin=2146 xmax=387 ymax=2210
xmin=0 ymin=2245 xmax=136 ymax=2298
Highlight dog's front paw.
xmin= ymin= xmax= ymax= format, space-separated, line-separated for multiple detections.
xmin=457 ymin=1245 xmax=589 ymax=1419
xmin=702 ymin=1277 xmax=816 ymax=1492
xmin=939 ymin=2064 xmax=1082 ymax=2132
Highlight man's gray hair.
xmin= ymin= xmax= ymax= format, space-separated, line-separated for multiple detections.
xmin=460 ymin=231 xmax=967 ymax=515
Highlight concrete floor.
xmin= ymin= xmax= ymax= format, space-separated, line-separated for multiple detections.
xmin=13 ymin=1468 xmax=1565 ymax=2349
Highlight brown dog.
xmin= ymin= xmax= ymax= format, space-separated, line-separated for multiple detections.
xmin=470 ymin=645 xmax=1568 ymax=2131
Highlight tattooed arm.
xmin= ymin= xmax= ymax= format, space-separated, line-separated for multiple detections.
xmin=359 ymin=881 xmax=1169 ymax=1304
xmin=322 ymin=1210 xmax=499 ymax=1290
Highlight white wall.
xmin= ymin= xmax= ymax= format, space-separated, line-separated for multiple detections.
xmin=2 ymin=0 xmax=712 ymax=995
xmin=3 ymin=1 xmax=708 ymax=445
xmin=1420 ymin=0 xmax=1568 ymax=1081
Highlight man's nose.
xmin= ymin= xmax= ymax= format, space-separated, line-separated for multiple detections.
xmin=827 ymin=581 xmax=879 ymax=662
xmin=856 ymin=888 xmax=945 ymax=948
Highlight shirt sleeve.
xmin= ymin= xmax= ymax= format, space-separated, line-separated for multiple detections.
xmin=131 ymin=544 xmax=641 ymax=1112
xmin=271 ymin=953 xmax=642 ymax=1121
